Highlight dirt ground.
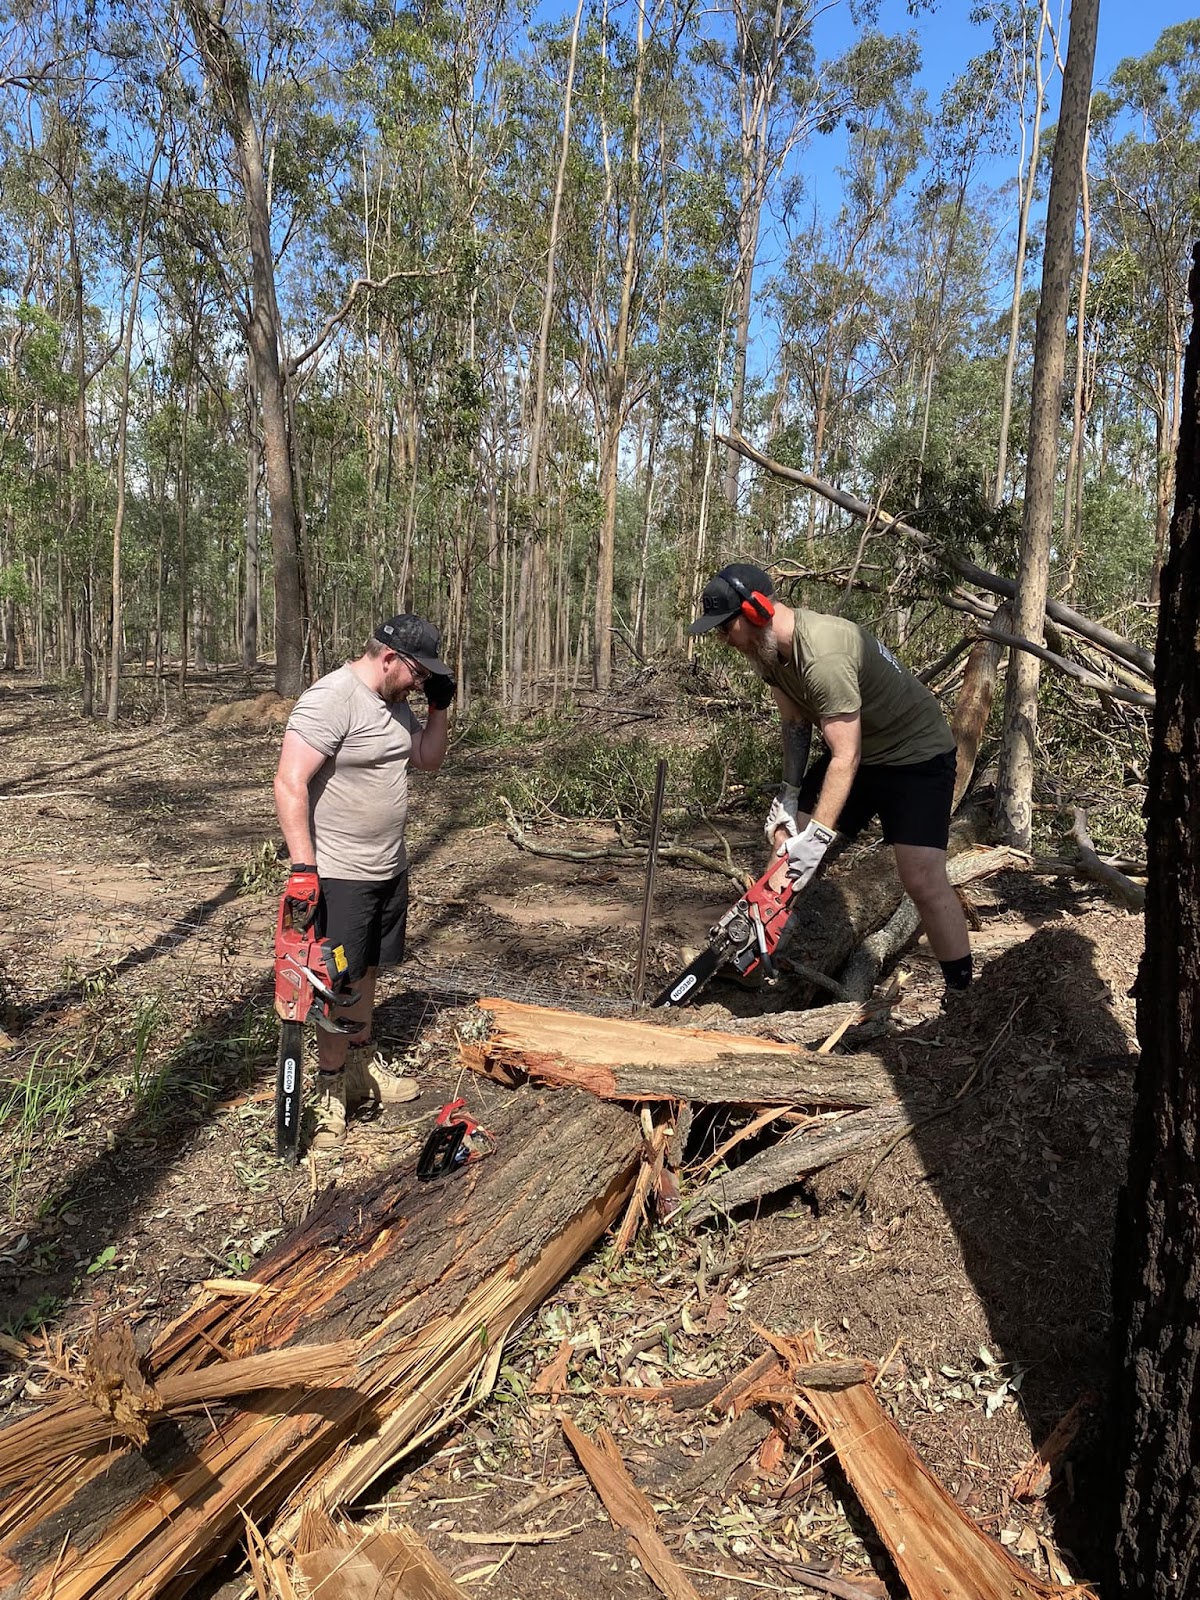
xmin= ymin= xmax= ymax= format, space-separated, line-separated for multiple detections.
xmin=0 ymin=670 xmax=1142 ymax=1598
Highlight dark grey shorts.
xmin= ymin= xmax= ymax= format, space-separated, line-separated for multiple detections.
xmin=317 ymin=872 xmax=409 ymax=980
xmin=798 ymin=749 xmax=956 ymax=850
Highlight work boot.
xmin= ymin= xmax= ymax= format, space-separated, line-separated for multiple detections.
xmin=311 ymin=1070 xmax=348 ymax=1151
xmin=345 ymin=1047 xmax=420 ymax=1110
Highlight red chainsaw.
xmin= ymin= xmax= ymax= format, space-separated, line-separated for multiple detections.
xmin=651 ymin=858 xmax=795 ymax=1009
xmin=273 ymin=875 xmax=358 ymax=1163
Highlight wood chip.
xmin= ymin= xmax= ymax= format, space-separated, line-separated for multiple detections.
xmin=562 ymin=1416 xmax=705 ymax=1600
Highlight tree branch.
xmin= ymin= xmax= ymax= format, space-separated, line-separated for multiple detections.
xmin=286 ymin=266 xmax=456 ymax=375
xmin=975 ymin=627 xmax=1154 ymax=708
xmin=719 ymin=430 xmax=1156 ymax=679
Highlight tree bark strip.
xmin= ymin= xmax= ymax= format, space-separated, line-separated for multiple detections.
xmin=686 ymin=1104 xmax=915 ymax=1224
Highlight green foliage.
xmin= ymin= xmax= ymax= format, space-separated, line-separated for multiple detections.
xmin=686 ymin=712 xmax=779 ymax=811
xmin=240 ymin=842 xmax=286 ymax=897
xmin=865 ymin=430 xmax=1021 ymax=578
xmin=502 ymin=729 xmax=665 ymax=821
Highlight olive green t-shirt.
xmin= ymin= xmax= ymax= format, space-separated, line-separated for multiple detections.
xmin=763 ymin=610 xmax=954 ymax=767
xmin=285 ymin=665 xmax=420 ymax=880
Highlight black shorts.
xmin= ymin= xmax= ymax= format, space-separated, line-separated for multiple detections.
xmin=316 ymin=872 xmax=409 ymax=981
xmin=798 ymin=749 xmax=956 ymax=850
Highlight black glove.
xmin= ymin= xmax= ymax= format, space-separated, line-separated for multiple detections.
xmin=425 ymin=672 xmax=456 ymax=710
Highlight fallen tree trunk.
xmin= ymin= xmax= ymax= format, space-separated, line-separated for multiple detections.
xmin=686 ymin=1103 xmax=916 ymax=1224
xmin=462 ymin=999 xmax=894 ymax=1107
xmin=0 ymin=1089 xmax=643 ymax=1600
xmin=839 ymin=845 xmax=1026 ymax=1001
xmin=779 ymin=802 xmax=992 ymax=1004
xmin=1069 ymin=806 xmax=1146 ymax=911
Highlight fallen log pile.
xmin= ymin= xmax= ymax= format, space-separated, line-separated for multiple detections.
xmin=0 ymin=976 xmax=1092 ymax=1600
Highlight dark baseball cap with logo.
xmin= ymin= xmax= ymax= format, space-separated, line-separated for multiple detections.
xmin=688 ymin=563 xmax=775 ymax=635
xmin=374 ymin=614 xmax=450 ymax=674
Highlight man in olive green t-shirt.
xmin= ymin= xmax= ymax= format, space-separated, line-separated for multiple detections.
xmin=691 ymin=563 xmax=971 ymax=996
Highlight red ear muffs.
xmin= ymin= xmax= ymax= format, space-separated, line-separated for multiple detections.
xmin=722 ymin=569 xmax=775 ymax=625
xmin=741 ymin=590 xmax=774 ymax=624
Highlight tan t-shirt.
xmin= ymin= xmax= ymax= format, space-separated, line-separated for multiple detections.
xmin=285 ymin=665 xmax=420 ymax=880
xmin=763 ymin=610 xmax=954 ymax=767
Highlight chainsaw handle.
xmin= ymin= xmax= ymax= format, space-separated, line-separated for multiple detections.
xmin=282 ymin=867 xmax=320 ymax=930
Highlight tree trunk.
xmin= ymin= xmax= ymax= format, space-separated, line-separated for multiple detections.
xmin=512 ymin=0 xmax=584 ymax=711
xmin=1110 ymin=240 xmax=1200 ymax=1599
xmin=994 ymin=0 xmax=1098 ymax=850
xmin=242 ymin=346 xmax=260 ymax=671
xmin=181 ymin=0 xmax=305 ymax=697
xmin=993 ymin=0 xmax=1051 ymax=509
xmin=108 ymin=127 xmax=164 ymax=724
xmin=0 ymin=1089 xmax=641 ymax=1599
xmin=1060 ymin=134 xmax=1091 ymax=586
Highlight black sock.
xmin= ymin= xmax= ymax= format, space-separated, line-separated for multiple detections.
xmin=940 ymin=955 xmax=973 ymax=992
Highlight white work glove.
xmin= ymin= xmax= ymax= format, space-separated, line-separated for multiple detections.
xmin=779 ymin=819 xmax=837 ymax=891
xmin=764 ymin=784 xmax=801 ymax=845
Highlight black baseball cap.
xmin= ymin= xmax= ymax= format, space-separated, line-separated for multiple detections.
xmin=374 ymin=614 xmax=449 ymax=673
xmin=688 ymin=563 xmax=775 ymax=635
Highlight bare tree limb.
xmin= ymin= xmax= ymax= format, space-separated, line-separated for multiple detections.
xmin=975 ymin=628 xmax=1154 ymax=708
xmin=1068 ymin=807 xmax=1146 ymax=910
xmin=287 ymin=266 xmax=456 ymax=374
xmin=720 ymin=430 xmax=1155 ymax=679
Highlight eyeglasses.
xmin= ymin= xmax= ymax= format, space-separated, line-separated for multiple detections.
xmin=398 ymin=654 xmax=430 ymax=683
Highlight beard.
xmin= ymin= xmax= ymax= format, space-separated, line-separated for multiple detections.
xmin=743 ymin=628 xmax=780 ymax=680
xmin=380 ymin=666 xmax=411 ymax=705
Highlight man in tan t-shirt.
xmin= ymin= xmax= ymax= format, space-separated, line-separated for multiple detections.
xmin=274 ymin=614 xmax=454 ymax=1150
xmin=691 ymin=563 xmax=971 ymax=997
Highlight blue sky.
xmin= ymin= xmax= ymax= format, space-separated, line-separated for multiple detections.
xmin=864 ymin=0 xmax=1192 ymax=94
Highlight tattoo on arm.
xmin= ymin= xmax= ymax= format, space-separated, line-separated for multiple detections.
xmin=781 ymin=721 xmax=811 ymax=788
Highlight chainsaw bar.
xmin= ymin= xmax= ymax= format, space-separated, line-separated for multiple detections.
xmin=275 ymin=1020 xmax=304 ymax=1165
xmin=650 ymin=942 xmax=726 ymax=1009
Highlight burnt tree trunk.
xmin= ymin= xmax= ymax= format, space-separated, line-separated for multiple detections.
xmin=1110 ymin=243 xmax=1200 ymax=1596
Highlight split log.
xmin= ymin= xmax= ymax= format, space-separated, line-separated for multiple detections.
xmin=462 ymin=999 xmax=894 ymax=1107
xmin=562 ymin=1418 xmax=705 ymax=1600
xmin=294 ymin=1507 xmax=468 ymax=1598
xmin=1068 ymin=807 xmax=1146 ymax=910
xmin=686 ymin=1103 xmax=917 ymax=1225
xmin=0 ymin=1338 xmax=358 ymax=1491
xmin=839 ymin=845 xmax=1026 ymax=1001
xmin=679 ymin=1000 xmax=897 ymax=1048
xmin=785 ymin=1330 xmax=1098 ymax=1600
xmin=0 ymin=1089 xmax=643 ymax=1600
